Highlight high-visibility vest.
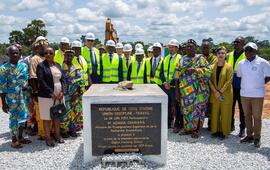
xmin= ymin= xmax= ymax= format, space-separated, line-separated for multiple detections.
xmin=100 ymin=53 xmax=122 ymax=83
xmin=130 ymin=59 xmax=150 ymax=84
xmin=146 ymin=57 xmax=163 ymax=85
xmin=72 ymin=55 xmax=89 ymax=86
xmin=227 ymin=51 xmax=245 ymax=72
xmin=81 ymin=46 xmax=100 ymax=74
xmin=163 ymin=53 xmax=181 ymax=83
xmin=123 ymin=55 xmax=135 ymax=70
xmin=54 ymin=50 xmax=64 ymax=65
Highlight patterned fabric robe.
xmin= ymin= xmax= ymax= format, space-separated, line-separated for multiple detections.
xmin=175 ymin=55 xmax=211 ymax=131
xmin=0 ymin=62 xmax=29 ymax=136
xmin=60 ymin=63 xmax=85 ymax=132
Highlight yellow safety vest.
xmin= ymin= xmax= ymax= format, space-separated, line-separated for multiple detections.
xmin=123 ymin=55 xmax=135 ymax=70
xmin=54 ymin=50 xmax=64 ymax=65
xmin=100 ymin=53 xmax=122 ymax=83
xmin=81 ymin=46 xmax=100 ymax=74
xmin=163 ymin=54 xmax=181 ymax=83
xmin=227 ymin=51 xmax=246 ymax=72
xmin=72 ymin=56 xmax=89 ymax=86
xmin=146 ymin=57 xmax=163 ymax=85
xmin=130 ymin=59 xmax=150 ymax=84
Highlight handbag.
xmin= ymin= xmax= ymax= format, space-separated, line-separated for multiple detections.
xmin=50 ymin=99 xmax=66 ymax=119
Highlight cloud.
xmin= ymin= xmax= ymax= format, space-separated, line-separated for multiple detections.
xmin=214 ymin=0 xmax=243 ymax=13
xmin=245 ymin=0 xmax=270 ymax=6
xmin=15 ymin=0 xmax=47 ymax=11
xmin=53 ymin=0 xmax=73 ymax=10
xmin=0 ymin=0 xmax=270 ymax=44
xmin=75 ymin=8 xmax=103 ymax=22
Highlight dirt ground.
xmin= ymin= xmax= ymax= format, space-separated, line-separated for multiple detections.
xmin=0 ymin=83 xmax=269 ymax=118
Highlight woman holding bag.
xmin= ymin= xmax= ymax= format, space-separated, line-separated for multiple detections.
xmin=37 ymin=47 xmax=65 ymax=147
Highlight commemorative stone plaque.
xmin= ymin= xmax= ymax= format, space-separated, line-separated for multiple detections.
xmin=83 ymin=84 xmax=168 ymax=165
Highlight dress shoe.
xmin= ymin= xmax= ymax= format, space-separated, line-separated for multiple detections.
xmin=240 ymin=136 xmax=254 ymax=143
xmin=254 ymin=139 xmax=261 ymax=148
xmin=238 ymin=129 xmax=245 ymax=138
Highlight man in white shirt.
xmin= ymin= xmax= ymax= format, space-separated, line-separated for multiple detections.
xmin=237 ymin=42 xmax=270 ymax=148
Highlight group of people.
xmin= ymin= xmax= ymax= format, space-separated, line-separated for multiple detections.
xmin=0 ymin=32 xmax=269 ymax=149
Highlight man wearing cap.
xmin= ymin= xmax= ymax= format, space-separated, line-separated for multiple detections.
xmin=98 ymin=40 xmax=126 ymax=83
xmin=146 ymin=42 xmax=164 ymax=86
xmin=81 ymin=32 xmax=100 ymax=84
xmin=71 ymin=40 xmax=89 ymax=87
xmin=228 ymin=36 xmax=246 ymax=137
xmin=54 ymin=37 xmax=70 ymax=65
xmin=123 ymin=43 xmax=134 ymax=69
xmin=29 ymin=36 xmax=49 ymax=140
xmin=201 ymin=40 xmax=217 ymax=130
xmin=237 ymin=42 xmax=270 ymax=147
xmin=201 ymin=40 xmax=217 ymax=66
xmin=127 ymin=48 xmax=150 ymax=84
xmin=163 ymin=39 xmax=182 ymax=130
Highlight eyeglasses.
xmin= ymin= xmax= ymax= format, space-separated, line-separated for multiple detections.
xmin=45 ymin=52 xmax=54 ymax=55
xmin=244 ymin=47 xmax=253 ymax=52
xmin=87 ymin=40 xmax=94 ymax=42
xmin=217 ymin=52 xmax=226 ymax=55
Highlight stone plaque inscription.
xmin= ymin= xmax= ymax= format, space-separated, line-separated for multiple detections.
xmin=91 ymin=103 xmax=161 ymax=156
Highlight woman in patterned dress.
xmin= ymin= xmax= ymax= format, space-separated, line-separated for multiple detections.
xmin=60 ymin=49 xmax=85 ymax=138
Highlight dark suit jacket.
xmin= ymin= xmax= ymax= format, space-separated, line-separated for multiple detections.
xmin=127 ymin=61 xmax=148 ymax=83
xmin=36 ymin=60 xmax=64 ymax=98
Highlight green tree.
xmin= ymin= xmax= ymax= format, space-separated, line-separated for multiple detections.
xmin=9 ymin=30 xmax=24 ymax=44
xmin=22 ymin=19 xmax=47 ymax=46
xmin=9 ymin=19 xmax=47 ymax=47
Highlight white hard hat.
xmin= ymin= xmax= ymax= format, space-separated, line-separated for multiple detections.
xmin=106 ymin=40 xmax=116 ymax=47
xmin=135 ymin=48 xmax=144 ymax=55
xmin=85 ymin=32 xmax=95 ymax=40
xmin=168 ymin=39 xmax=179 ymax=47
xmin=244 ymin=42 xmax=258 ymax=51
xmin=115 ymin=42 xmax=123 ymax=49
xmin=35 ymin=36 xmax=46 ymax=42
xmin=147 ymin=46 xmax=153 ymax=52
xmin=71 ymin=40 xmax=82 ymax=48
xmin=153 ymin=42 xmax=162 ymax=49
xmin=60 ymin=37 xmax=70 ymax=44
xmin=123 ymin=44 xmax=132 ymax=52
xmin=135 ymin=43 xmax=143 ymax=50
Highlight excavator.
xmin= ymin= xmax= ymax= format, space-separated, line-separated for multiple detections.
xmin=105 ymin=18 xmax=119 ymax=44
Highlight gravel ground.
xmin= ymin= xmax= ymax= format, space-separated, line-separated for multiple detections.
xmin=0 ymin=111 xmax=269 ymax=170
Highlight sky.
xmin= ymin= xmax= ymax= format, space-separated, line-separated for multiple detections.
xmin=0 ymin=0 xmax=270 ymax=45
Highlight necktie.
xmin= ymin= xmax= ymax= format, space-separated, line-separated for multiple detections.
xmin=167 ymin=56 xmax=172 ymax=80
xmin=109 ymin=54 xmax=112 ymax=63
xmin=153 ymin=58 xmax=157 ymax=74
xmin=90 ymin=49 xmax=95 ymax=65
xmin=126 ymin=58 xmax=129 ymax=67
xmin=137 ymin=62 xmax=141 ymax=74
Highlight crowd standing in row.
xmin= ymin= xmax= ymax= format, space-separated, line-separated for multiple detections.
xmin=0 ymin=33 xmax=270 ymax=149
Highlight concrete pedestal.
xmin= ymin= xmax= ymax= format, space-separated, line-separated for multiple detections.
xmin=83 ymin=84 xmax=168 ymax=165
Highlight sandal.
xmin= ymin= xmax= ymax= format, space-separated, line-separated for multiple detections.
xmin=179 ymin=129 xmax=191 ymax=136
xmin=191 ymin=131 xmax=199 ymax=138
xmin=19 ymin=138 xmax=32 ymax=144
xmin=45 ymin=139 xmax=55 ymax=147
xmin=11 ymin=141 xmax=23 ymax=149
xmin=56 ymin=138 xmax=65 ymax=144
xmin=173 ymin=127 xmax=180 ymax=133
